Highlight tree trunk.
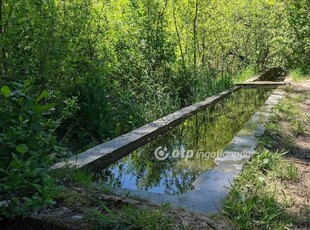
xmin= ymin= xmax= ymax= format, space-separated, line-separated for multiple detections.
xmin=173 ymin=3 xmax=186 ymax=70
xmin=0 ymin=0 xmax=7 ymax=78
xmin=193 ymin=0 xmax=198 ymax=70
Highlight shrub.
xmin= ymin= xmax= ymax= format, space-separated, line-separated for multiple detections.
xmin=0 ymin=82 xmax=59 ymax=218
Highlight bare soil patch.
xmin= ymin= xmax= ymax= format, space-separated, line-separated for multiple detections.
xmin=275 ymin=78 xmax=310 ymax=228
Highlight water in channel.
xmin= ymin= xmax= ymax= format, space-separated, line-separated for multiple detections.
xmin=97 ymin=88 xmax=272 ymax=195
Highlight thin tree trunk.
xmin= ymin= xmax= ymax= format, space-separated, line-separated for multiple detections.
xmin=0 ymin=0 xmax=7 ymax=77
xmin=173 ymin=3 xmax=186 ymax=70
xmin=201 ymin=32 xmax=205 ymax=67
xmin=193 ymin=0 xmax=198 ymax=70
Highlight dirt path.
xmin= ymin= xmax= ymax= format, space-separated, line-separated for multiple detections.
xmin=278 ymin=79 xmax=310 ymax=228
xmin=287 ymin=80 xmax=310 ymax=159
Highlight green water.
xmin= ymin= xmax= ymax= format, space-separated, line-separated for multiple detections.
xmin=97 ymin=88 xmax=272 ymax=195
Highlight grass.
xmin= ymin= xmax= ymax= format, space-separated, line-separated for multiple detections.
xmin=50 ymin=168 xmax=97 ymax=208
xmin=223 ymin=150 xmax=298 ymax=229
xmin=272 ymin=93 xmax=308 ymax=138
xmin=290 ymin=69 xmax=310 ymax=81
xmin=265 ymin=116 xmax=281 ymax=136
xmin=223 ymin=81 xmax=310 ymax=229
xmin=233 ymin=66 xmax=256 ymax=83
xmin=50 ymin=167 xmax=181 ymax=229
xmin=58 ymin=188 xmax=93 ymax=208
xmin=51 ymin=167 xmax=94 ymax=189
xmin=291 ymin=120 xmax=307 ymax=137
xmin=274 ymin=100 xmax=299 ymax=121
xmin=87 ymin=203 xmax=178 ymax=230
xmin=65 ymin=66 xmax=256 ymax=153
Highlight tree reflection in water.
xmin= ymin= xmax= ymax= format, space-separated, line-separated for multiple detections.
xmin=98 ymin=88 xmax=271 ymax=195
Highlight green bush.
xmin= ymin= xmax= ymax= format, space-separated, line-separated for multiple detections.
xmin=0 ymin=82 xmax=59 ymax=218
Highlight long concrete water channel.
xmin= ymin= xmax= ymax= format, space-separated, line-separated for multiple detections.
xmin=53 ymin=68 xmax=287 ymax=213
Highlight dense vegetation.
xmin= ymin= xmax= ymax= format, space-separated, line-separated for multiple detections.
xmin=0 ymin=0 xmax=309 ymax=219
xmin=1 ymin=0 xmax=309 ymax=151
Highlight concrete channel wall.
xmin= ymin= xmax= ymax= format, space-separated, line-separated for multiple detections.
xmin=245 ymin=67 xmax=286 ymax=82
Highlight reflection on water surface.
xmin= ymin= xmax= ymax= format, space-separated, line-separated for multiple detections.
xmin=97 ymin=88 xmax=271 ymax=195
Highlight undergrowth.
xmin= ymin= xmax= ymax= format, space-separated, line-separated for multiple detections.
xmin=290 ymin=69 xmax=310 ymax=81
xmin=87 ymin=203 xmax=177 ymax=230
xmin=223 ymin=150 xmax=298 ymax=229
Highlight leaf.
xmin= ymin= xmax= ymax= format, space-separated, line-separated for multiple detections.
xmin=258 ymin=176 xmax=265 ymax=183
xmin=36 ymin=90 xmax=49 ymax=102
xmin=1 ymin=86 xmax=12 ymax=97
xmin=16 ymin=144 xmax=28 ymax=154
xmin=33 ymin=103 xmax=56 ymax=115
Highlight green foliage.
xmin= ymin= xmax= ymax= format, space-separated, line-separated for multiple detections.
xmin=0 ymin=0 xmax=308 ymax=224
xmin=0 ymin=83 xmax=59 ymax=218
xmin=290 ymin=69 xmax=310 ymax=81
xmin=52 ymin=168 xmax=94 ymax=189
xmin=224 ymin=150 xmax=298 ymax=229
xmin=291 ymin=120 xmax=306 ymax=137
xmin=233 ymin=66 xmax=256 ymax=83
xmin=2 ymin=0 xmax=302 ymax=152
xmin=275 ymin=100 xmax=299 ymax=121
xmin=273 ymin=94 xmax=308 ymax=138
xmin=88 ymin=203 xmax=176 ymax=230
xmin=287 ymin=0 xmax=310 ymax=73
xmin=57 ymin=188 xmax=92 ymax=208
xmin=254 ymin=150 xmax=283 ymax=172
xmin=265 ymin=116 xmax=281 ymax=136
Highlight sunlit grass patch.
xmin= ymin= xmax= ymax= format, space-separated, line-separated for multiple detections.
xmin=233 ymin=66 xmax=256 ymax=83
xmin=290 ymin=69 xmax=310 ymax=81
xmin=223 ymin=150 xmax=299 ymax=229
xmin=274 ymin=100 xmax=299 ymax=121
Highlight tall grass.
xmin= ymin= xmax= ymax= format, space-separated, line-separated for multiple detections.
xmin=62 ymin=66 xmax=255 ymax=152
xmin=290 ymin=69 xmax=310 ymax=81
xmin=190 ymin=71 xmax=233 ymax=102
xmin=232 ymin=65 xmax=256 ymax=83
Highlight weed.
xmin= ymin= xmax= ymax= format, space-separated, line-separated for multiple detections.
xmin=58 ymin=189 xmax=91 ymax=208
xmin=224 ymin=150 xmax=297 ymax=229
xmin=275 ymin=162 xmax=299 ymax=181
xmin=275 ymin=101 xmax=298 ymax=121
xmin=259 ymin=135 xmax=277 ymax=149
xmin=291 ymin=120 xmax=306 ymax=137
xmin=283 ymin=137 xmax=296 ymax=151
xmin=284 ymin=85 xmax=294 ymax=93
xmin=52 ymin=168 xmax=94 ymax=189
xmin=266 ymin=116 xmax=281 ymax=136
xmin=255 ymin=150 xmax=283 ymax=172
xmin=290 ymin=69 xmax=310 ymax=81
xmin=87 ymin=202 xmax=176 ymax=230
xmin=233 ymin=66 xmax=256 ymax=83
